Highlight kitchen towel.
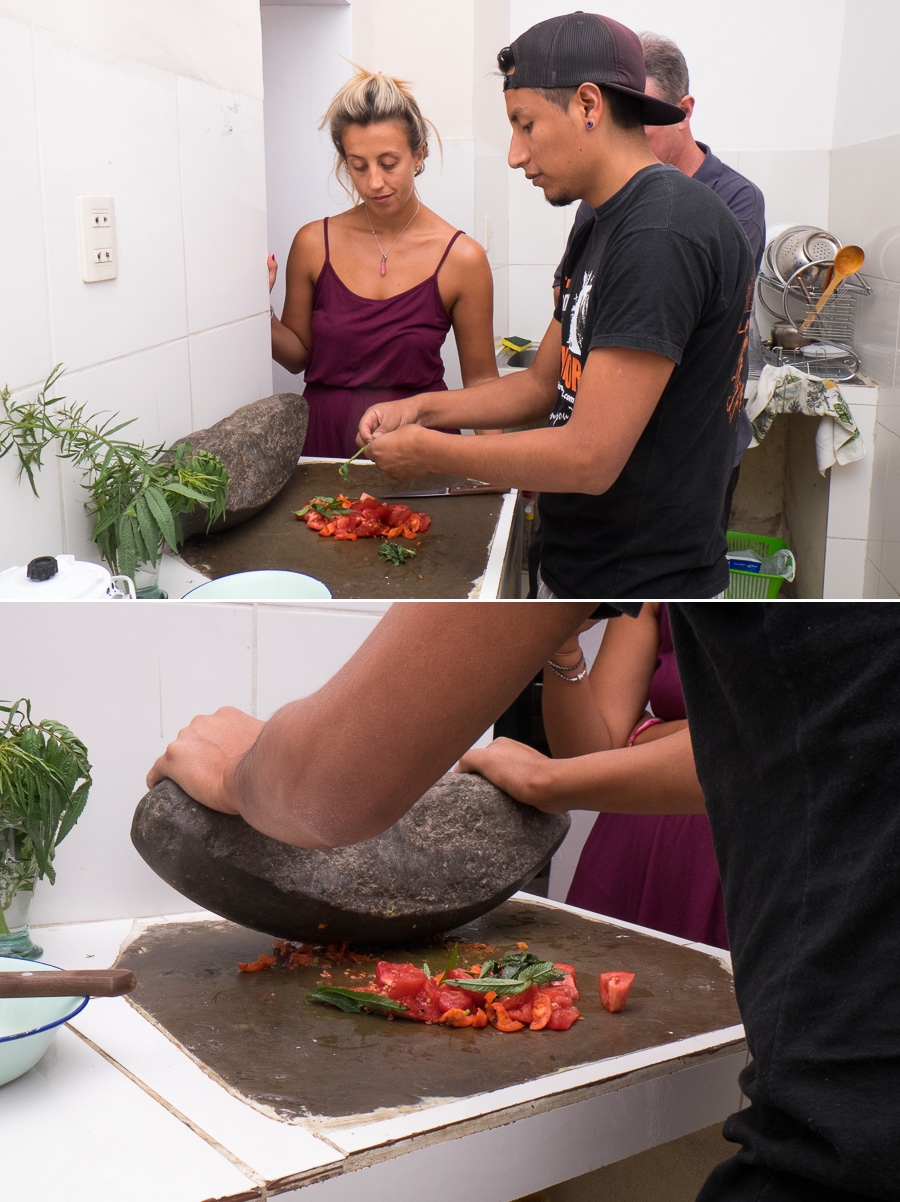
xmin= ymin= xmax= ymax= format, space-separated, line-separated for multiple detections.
xmin=745 ymin=364 xmax=865 ymax=474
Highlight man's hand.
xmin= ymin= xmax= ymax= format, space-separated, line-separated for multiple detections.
xmin=364 ymin=424 xmax=436 ymax=479
xmin=146 ymin=706 xmax=265 ymax=815
xmin=357 ymin=396 xmax=423 ymax=446
xmin=455 ymin=738 xmax=569 ymax=815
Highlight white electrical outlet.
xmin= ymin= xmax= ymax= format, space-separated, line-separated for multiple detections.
xmin=78 ymin=195 xmax=117 ymax=282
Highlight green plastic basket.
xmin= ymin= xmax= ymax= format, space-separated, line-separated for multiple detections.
xmin=725 ymin=531 xmax=792 ymax=599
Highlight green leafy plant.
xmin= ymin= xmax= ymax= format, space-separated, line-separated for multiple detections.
xmin=0 ymin=364 xmax=229 ymax=581
xmin=0 ymin=699 xmax=92 ymax=932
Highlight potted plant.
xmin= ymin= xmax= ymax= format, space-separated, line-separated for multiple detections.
xmin=0 ymin=365 xmax=229 ymax=596
xmin=0 ymin=698 xmax=92 ymax=959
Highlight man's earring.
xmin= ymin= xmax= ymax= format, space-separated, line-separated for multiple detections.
xmin=586 ymin=120 xmax=594 ymax=129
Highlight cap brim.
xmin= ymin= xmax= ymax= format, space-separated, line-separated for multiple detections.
xmin=602 ymin=83 xmax=685 ymax=126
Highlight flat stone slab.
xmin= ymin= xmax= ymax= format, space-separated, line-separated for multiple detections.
xmin=131 ymin=774 xmax=570 ymax=945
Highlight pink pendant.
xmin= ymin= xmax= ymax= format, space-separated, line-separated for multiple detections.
xmin=380 ymin=256 xmax=387 ymax=277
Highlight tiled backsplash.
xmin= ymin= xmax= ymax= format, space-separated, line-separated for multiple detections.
xmin=0 ymin=1 xmax=272 ymax=568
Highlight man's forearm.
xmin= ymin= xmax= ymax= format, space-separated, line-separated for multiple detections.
xmin=228 ymin=602 xmax=598 ymax=847
xmin=399 ymin=422 xmax=615 ymax=494
xmin=417 ymin=366 xmax=555 ymax=431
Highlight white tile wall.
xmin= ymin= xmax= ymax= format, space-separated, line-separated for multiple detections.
xmin=508 ymin=172 xmax=571 ymax=268
xmin=416 ymin=138 xmax=478 ymax=246
xmin=29 ymin=0 xmax=265 ymax=99
xmin=508 ymin=265 xmax=557 ymax=345
xmin=0 ymin=17 xmax=51 ymax=387
xmin=34 ymin=34 xmax=188 ymax=371
xmin=2 ymin=602 xmax=388 ymax=927
xmin=187 ymin=315 xmax=273 ymax=432
xmin=823 ymin=537 xmax=868 ymax=599
xmin=0 ymin=3 xmax=274 ymax=571
xmin=736 ymin=149 xmax=831 ymax=231
xmin=878 ymin=424 xmax=900 ymax=593
xmin=178 ymin=78 xmax=269 ymax=334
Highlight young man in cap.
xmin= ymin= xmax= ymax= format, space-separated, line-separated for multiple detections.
xmin=358 ymin=12 xmax=754 ymax=599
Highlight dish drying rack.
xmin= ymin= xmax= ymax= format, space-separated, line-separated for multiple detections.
xmin=756 ymin=263 xmax=871 ymax=382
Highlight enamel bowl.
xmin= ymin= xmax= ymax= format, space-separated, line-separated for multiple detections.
xmin=181 ymin=570 xmax=331 ymax=601
xmin=0 ymin=957 xmax=88 ymax=1087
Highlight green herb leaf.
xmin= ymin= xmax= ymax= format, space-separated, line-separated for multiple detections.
xmin=338 ymin=445 xmax=368 ymax=481
xmin=379 ymin=542 xmax=416 ymax=566
xmin=307 ymin=986 xmax=408 ymax=1015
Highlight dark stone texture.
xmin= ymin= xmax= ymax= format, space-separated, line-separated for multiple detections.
xmin=174 ymin=392 xmax=309 ymax=538
xmin=131 ymin=775 xmax=570 ymax=945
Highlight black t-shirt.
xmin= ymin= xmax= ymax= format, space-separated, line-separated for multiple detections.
xmin=538 ymin=164 xmax=754 ymax=599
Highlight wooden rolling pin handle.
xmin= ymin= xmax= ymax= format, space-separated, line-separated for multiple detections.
xmin=0 ymin=968 xmax=137 ymax=999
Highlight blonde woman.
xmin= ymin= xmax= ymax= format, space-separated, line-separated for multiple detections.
xmin=269 ymin=68 xmax=498 ymax=458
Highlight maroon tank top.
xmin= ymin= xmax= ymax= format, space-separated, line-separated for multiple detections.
xmin=303 ymin=219 xmax=463 ymax=392
xmin=299 ymin=219 xmax=464 ymax=458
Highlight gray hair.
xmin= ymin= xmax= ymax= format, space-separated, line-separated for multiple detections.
xmin=639 ymin=33 xmax=690 ymax=105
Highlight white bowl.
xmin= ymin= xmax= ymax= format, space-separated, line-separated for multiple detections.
xmin=181 ymin=570 xmax=331 ymax=601
xmin=0 ymin=957 xmax=89 ymax=1086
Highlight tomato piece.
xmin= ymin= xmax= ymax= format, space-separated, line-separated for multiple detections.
xmin=414 ymin=513 xmax=432 ymax=532
xmin=438 ymin=984 xmax=484 ymax=1012
xmin=599 ymin=971 xmax=635 ymax=1013
xmin=354 ymin=519 xmax=381 ymax=538
xmin=554 ymin=963 xmax=579 ymax=1000
xmin=375 ymin=961 xmax=428 ymax=999
xmin=546 ymin=1003 xmax=580 ymax=1030
xmin=386 ymin=504 xmax=412 ymax=526
xmin=503 ymin=983 xmax=538 ymax=1025
xmin=237 ymin=954 xmax=276 ymax=972
xmin=441 ymin=1008 xmax=476 ymax=1028
xmin=403 ymin=979 xmax=444 ymax=1022
xmin=529 ymin=994 xmax=553 ymax=1030
xmin=486 ymin=1000 xmax=524 ymax=1032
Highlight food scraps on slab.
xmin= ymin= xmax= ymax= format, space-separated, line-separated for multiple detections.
xmin=295 ymin=493 xmax=432 ymax=543
xmin=308 ymin=946 xmax=582 ymax=1032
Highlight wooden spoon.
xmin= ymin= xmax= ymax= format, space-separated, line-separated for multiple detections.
xmin=0 ymin=968 xmax=136 ymax=999
xmin=800 ymin=245 xmax=865 ymax=331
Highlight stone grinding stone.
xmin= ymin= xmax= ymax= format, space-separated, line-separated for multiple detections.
xmin=131 ymin=774 xmax=570 ymax=945
xmin=174 ymin=392 xmax=309 ymax=538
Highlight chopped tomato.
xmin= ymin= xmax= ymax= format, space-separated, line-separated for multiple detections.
xmin=237 ymin=954 xmax=276 ymax=972
xmin=375 ymin=961 xmax=428 ymax=998
xmin=503 ymin=983 xmax=538 ymax=1025
xmin=485 ymin=999 xmax=524 ymax=1032
xmin=599 ymin=971 xmax=635 ymax=1013
xmin=403 ymin=979 xmax=444 ymax=1023
xmin=441 ymin=1008 xmax=476 ymax=1028
xmin=529 ymin=994 xmax=552 ymax=1030
xmin=438 ymin=985 xmax=484 ymax=1012
xmin=554 ymin=963 xmax=579 ymax=1000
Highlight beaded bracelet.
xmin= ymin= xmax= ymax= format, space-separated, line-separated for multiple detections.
xmin=627 ymin=716 xmax=664 ymax=746
xmin=545 ymin=653 xmax=588 ymax=683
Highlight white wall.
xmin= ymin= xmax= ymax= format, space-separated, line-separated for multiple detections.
xmin=261 ymin=3 xmax=353 ymax=397
xmin=13 ymin=601 xmax=389 ymax=927
xmin=0 ymin=0 xmax=273 ymax=572
xmin=827 ymin=1 xmax=900 ymax=596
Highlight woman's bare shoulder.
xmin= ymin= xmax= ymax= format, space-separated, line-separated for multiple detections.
xmin=447 ymin=232 xmax=490 ymax=268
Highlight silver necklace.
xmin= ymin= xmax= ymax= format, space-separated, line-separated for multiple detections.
xmin=364 ymin=200 xmax=420 ymax=276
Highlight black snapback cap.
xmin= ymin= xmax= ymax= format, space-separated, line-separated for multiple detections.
xmin=500 ymin=11 xmax=685 ymax=126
